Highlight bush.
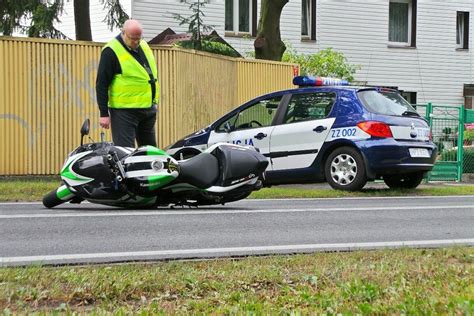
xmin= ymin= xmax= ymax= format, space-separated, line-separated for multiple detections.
xmin=464 ymin=129 xmax=474 ymax=144
xmin=282 ymin=46 xmax=360 ymax=81
xmin=440 ymin=147 xmax=474 ymax=173
xmin=175 ymin=40 xmax=241 ymax=58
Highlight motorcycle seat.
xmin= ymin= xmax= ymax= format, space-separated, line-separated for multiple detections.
xmin=178 ymin=153 xmax=219 ymax=189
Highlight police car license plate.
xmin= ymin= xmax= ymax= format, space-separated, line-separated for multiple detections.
xmin=409 ymin=148 xmax=430 ymax=158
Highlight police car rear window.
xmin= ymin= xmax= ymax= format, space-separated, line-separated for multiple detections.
xmin=357 ymin=90 xmax=417 ymax=116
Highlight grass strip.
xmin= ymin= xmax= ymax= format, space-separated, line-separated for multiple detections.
xmin=1 ymin=247 xmax=473 ymax=314
xmin=0 ymin=178 xmax=59 ymax=202
xmin=250 ymin=184 xmax=474 ymax=199
xmin=0 ymin=177 xmax=473 ymax=202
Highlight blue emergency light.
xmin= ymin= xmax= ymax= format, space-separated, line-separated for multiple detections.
xmin=293 ymin=76 xmax=349 ymax=87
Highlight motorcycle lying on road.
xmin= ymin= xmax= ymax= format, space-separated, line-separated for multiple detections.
xmin=43 ymin=119 xmax=268 ymax=208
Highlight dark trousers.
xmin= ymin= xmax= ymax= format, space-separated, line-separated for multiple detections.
xmin=109 ymin=105 xmax=157 ymax=148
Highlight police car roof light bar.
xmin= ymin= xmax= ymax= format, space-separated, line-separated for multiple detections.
xmin=293 ymin=76 xmax=349 ymax=87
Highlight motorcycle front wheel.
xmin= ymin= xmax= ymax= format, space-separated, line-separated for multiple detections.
xmin=42 ymin=189 xmax=66 ymax=208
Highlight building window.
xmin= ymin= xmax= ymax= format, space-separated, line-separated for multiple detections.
xmin=388 ymin=0 xmax=417 ymax=47
xmin=225 ymin=0 xmax=257 ymax=36
xmin=457 ymin=11 xmax=469 ymax=49
xmin=301 ymin=0 xmax=316 ymax=40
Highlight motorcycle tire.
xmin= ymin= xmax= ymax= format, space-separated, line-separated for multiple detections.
xmin=42 ymin=189 xmax=66 ymax=208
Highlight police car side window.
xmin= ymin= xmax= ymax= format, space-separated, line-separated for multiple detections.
xmin=216 ymin=114 xmax=238 ymax=133
xmin=284 ymin=92 xmax=336 ymax=124
xmin=217 ymin=96 xmax=281 ymax=132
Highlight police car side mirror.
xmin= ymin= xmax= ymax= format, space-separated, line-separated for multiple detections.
xmin=224 ymin=121 xmax=233 ymax=133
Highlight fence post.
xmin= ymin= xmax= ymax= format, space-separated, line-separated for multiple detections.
xmin=426 ymin=102 xmax=433 ymax=182
xmin=458 ymin=105 xmax=465 ymax=181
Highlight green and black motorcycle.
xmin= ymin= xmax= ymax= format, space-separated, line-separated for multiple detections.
xmin=43 ymin=119 xmax=268 ymax=208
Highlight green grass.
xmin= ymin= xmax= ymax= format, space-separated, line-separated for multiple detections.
xmin=0 ymin=177 xmax=59 ymax=202
xmin=250 ymin=184 xmax=474 ymax=199
xmin=1 ymin=247 xmax=473 ymax=314
xmin=0 ymin=177 xmax=473 ymax=202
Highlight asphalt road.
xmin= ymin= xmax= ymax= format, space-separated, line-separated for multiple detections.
xmin=1 ymin=196 xmax=473 ymax=266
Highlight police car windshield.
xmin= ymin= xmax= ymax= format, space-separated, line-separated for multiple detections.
xmin=357 ymin=89 xmax=417 ymax=116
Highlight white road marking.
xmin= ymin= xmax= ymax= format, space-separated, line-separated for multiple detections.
xmin=0 ymin=204 xmax=472 ymax=219
xmin=2 ymin=239 xmax=473 ymax=265
xmin=0 ymin=195 xmax=473 ymax=206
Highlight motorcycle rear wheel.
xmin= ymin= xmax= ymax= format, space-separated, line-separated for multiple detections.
xmin=43 ymin=189 xmax=66 ymax=208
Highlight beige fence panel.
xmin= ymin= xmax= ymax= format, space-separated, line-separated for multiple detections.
xmin=0 ymin=37 xmax=294 ymax=175
xmin=236 ymin=58 xmax=295 ymax=105
xmin=0 ymin=37 xmax=103 ymax=175
xmin=154 ymin=47 xmax=239 ymax=148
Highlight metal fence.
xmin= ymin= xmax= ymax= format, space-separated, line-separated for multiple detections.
xmin=416 ymin=103 xmax=474 ymax=181
xmin=0 ymin=36 xmax=295 ymax=175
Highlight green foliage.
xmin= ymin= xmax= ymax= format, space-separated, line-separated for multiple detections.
xmin=464 ymin=129 xmax=474 ymax=143
xmin=0 ymin=0 xmax=128 ymax=39
xmin=172 ymin=0 xmax=214 ymax=49
xmin=28 ymin=0 xmax=66 ymax=38
xmin=0 ymin=0 xmax=66 ymax=38
xmin=440 ymin=147 xmax=474 ymax=173
xmin=175 ymin=39 xmax=240 ymax=57
xmin=171 ymin=0 xmax=241 ymax=57
xmin=100 ymin=0 xmax=129 ymax=32
xmin=282 ymin=45 xmax=360 ymax=81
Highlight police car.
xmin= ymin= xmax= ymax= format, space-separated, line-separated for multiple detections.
xmin=167 ymin=76 xmax=437 ymax=191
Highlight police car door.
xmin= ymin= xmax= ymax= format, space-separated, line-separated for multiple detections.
xmin=270 ymin=92 xmax=336 ymax=170
xmin=207 ymin=96 xmax=282 ymax=157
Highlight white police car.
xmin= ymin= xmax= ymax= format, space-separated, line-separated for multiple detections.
xmin=167 ymin=76 xmax=437 ymax=191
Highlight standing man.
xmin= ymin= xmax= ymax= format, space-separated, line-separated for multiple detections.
xmin=96 ymin=19 xmax=159 ymax=148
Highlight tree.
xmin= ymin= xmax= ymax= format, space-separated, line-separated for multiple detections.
xmin=282 ymin=46 xmax=360 ymax=81
xmin=1 ymin=0 xmax=67 ymax=38
xmin=74 ymin=0 xmax=92 ymax=40
xmin=171 ymin=0 xmax=241 ymax=57
xmin=254 ymin=0 xmax=288 ymax=61
xmin=0 ymin=0 xmax=128 ymax=40
xmin=172 ymin=0 xmax=214 ymax=50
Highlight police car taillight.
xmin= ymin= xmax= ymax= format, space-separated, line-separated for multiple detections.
xmin=357 ymin=121 xmax=393 ymax=138
xmin=293 ymin=76 xmax=349 ymax=87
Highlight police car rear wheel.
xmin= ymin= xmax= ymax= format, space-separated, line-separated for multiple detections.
xmin=383 ymin=172 xmax=424 ymax=189
xmin=325 ymin=147 xmax=367 ymax=191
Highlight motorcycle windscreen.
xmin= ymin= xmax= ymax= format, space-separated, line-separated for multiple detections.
xmin=71 ymin=153 xmax=125 ymax=199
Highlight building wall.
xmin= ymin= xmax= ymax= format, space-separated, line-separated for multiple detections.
xmin=133 ymin=0 xmax=474 ymax=106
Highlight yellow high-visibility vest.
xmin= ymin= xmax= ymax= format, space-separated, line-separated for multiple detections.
xmin=104 ymin=38 xmax=160 ymax=109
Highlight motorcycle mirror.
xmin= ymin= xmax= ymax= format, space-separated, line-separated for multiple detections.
xmin=80 ymin=119 xmax=90 ymax=136
xmin=80 ymin=119 xmax=90 ymax=145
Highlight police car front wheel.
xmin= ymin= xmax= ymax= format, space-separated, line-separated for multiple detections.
xmin=324 ymin=147 xmax=367 ymax=191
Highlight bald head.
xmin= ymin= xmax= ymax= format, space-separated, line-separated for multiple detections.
xmin=123 ymin=19 xmax=143 ymax=36
xmin=122 ymin=19 xmax=143 ymax=49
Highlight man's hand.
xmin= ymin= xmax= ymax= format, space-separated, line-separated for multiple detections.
xmin=99 ymin=116 xmax=111 ymax=129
